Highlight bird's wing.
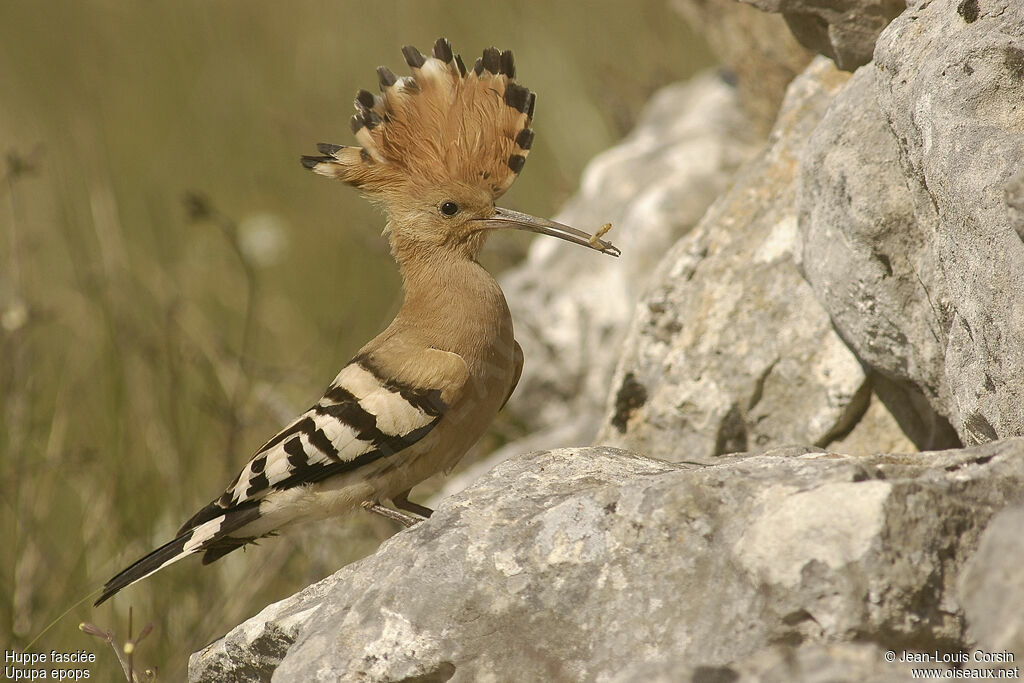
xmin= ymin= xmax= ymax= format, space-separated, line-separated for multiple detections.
xmin=96 ymin=351 xmax=465 ymax=605
xmin=501 ymin=340 xmax=523 ymax=410
xmin=180 ymin=357 xmax=453 ymax=533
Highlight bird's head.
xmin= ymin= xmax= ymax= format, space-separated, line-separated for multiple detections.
xmin=302 ymin=38 xmax=619 ymax=263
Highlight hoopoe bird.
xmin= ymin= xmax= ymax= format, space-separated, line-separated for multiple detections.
xmin=95 ymin=37 xmax=618 ymax=606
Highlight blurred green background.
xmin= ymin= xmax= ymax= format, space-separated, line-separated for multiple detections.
xmin=0 ymin=1 xmax=710 ymax=679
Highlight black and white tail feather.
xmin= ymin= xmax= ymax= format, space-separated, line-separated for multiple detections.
xmin=95 ymin=356 xmax=446 ymax=605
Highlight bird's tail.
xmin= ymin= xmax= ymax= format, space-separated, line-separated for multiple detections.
xmin=94 ymin=504 xmax=261 ymax=606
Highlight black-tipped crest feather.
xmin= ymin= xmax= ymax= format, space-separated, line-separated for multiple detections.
xmin=355 ymin=89 xmax=375 ymax=110
xmin=377 ymin=66 xmax=397 ymax=88
xmin=301 ymin=155 xmax=328 ymax=169
xmin=402 ymin=45 xmax=426 ymax=68
xmin=481 ymin=47 xmax=500 ymax=74
xmin=515 ymin=128 xmax=534 ymax=150
xmin=505 ymin=84 xmax=531 ymax=114
xmin=304 ymin=38 xmax=536 ymax=197
xmin=432 ymin=37 xmax=453 ymax=62
xmin=499 ymin=50 xmax=515 ymax=78
xmin=317 ymin=142 xmax=344 ymax=155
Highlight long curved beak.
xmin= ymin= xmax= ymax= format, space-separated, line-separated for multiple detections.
xmin=472 ymin=207 xmax=620 ymax=257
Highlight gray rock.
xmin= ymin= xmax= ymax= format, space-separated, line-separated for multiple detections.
xmin=740 ymin=0 xmax=906 ymax=70
xmin=189 ymin=578 xmax=335 ymax=682
xmin=595 ymin=59 xmax=873 ymax=462
xmin=874 ymin=0 xmax=1024 ymax=443
xmin=189 ymin=439 xmax=1024 ymax=682
xmin=798 ymin=0 xmax=1024 ymax=446
xmin=796 ymin=66 xmax=961 ymax=450
xmin=959 ymin=505 xmax=1024 ymax=661
xmin=798 ymin=0 xmax=1024 ymax=447
xmin=498 ymin=72 xmax=762 ymax=451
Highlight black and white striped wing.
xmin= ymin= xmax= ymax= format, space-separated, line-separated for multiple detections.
xmin=184 ymin=360 xmax=447 ymax=533
xmin=95 ymin=360 xmax=446 ymax=605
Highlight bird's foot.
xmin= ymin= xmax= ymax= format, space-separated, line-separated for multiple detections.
xmin=392 ymin=489 xmax=434 ymax=518
xmin=360 ymin=501 xmax=425 ymax=528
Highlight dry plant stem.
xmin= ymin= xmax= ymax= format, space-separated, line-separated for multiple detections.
xmin=127 ymin=607 xmax=135 ymax=683
xmin=80 ymin=608 xmax=156 ymax=683
xmin=4 ymin=149 xmax=30 ymax=638
xmin=210 ymin=201 xmax=261 ymax=460
xmin=80 ymin=622 xmax=133 ymax=681
xmin=182 ymin=192 xmax=261 ymax=461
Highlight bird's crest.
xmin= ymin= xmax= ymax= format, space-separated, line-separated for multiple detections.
xmin=303 ymin=38 xmax=535 ymax=200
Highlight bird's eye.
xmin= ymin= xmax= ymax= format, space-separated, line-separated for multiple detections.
xmin=439 ymin=201 xmax=460 ymax=217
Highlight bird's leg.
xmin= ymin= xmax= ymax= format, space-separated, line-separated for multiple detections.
xmin=392 ymin=489 xmax=434 ymax=518
xmin=360 ymin=500 xmax=423 ymax=528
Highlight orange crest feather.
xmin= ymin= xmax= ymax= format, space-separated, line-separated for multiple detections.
xmin=302 ymin=38 xmax=535 ymax=200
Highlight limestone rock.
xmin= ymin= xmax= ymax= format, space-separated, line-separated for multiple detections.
xmin=796 ymin=66 xmax=961 ymax=450
xmin=959 ymin=505 xmax=1024 ymax=661
xmin=871 ymin=0 xmax=1024 ymax=443
xmin=189 ymin=439 xmax=1024 ymax=682
xmin=799 ymin=0 xmax=1024 ymax=447
xmin=595 ymin=59 xmax=870 ymax=462
xmin=188 ymin=578 xmax=335 ymax=682
xmin=740 ymin=0 xmax=906 ymax=70
xmin=498 ymin=72 xmax=762 ymax=449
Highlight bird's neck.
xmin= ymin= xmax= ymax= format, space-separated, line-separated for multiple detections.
xmin=393 ymin=246 xmax=512 ymax=356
